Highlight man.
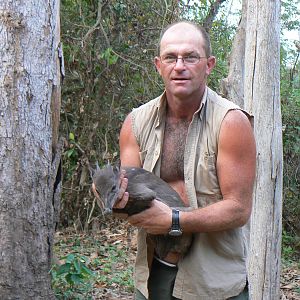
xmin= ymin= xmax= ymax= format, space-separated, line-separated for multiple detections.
xmin=112 ymin=21 xmax=255 ymax=299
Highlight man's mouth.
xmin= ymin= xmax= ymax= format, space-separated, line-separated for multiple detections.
xmin=172 ymin=78 xmax=189 ymax=82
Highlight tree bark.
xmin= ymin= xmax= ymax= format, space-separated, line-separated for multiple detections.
xmin=244 ymin=1 xmax=282 ymax=299
xmin=222 ymin=0 xmax=282 ymax=299
xmin=0 ymin=1 xmax=62 ymax=299
xmin=220 ymin=0 xmax=247 ymax=107
xmin=223 ymin=0 xmax=282 ymax=299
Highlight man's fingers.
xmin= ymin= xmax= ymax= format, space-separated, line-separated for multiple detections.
xmin=118 ymin=176 xmax=128 ymax=200
xmin=118 ymin=169 xmax=126 ymax=185
xmin=128 ymin=209 xmax=147 ymax=225
xmin=115 ymin=191 xmax=129 ymax=209
xmin=113 ymin=171 xmax=129 ymax=209
xmin=111 ymin=169 xmax=129 ymax=210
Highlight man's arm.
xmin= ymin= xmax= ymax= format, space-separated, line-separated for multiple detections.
xmin=128 ymin=110 xmax=256 ymax=234
xmin=179 ymin=109 xmax=256 ymax=232
xmin=119 ymin=113 xmax=142 ymax=168
xmin=112 ymin=113 xmax=142 ymax=210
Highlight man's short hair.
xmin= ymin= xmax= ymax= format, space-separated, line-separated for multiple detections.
xmin=158 ymin=21 xmax=212 ymax=57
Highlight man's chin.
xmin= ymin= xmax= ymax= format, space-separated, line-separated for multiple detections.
xmin=169 ymin=87 xmax=192 ymax=98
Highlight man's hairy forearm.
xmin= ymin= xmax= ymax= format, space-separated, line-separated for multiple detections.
xmin=179 ymin=198 xmax=251 ymax=233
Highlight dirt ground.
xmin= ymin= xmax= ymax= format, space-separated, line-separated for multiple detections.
xmin=54 ymin=219 xmax=300 ymax=300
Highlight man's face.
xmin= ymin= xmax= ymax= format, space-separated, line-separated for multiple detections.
xmin=154 ymin=24 xmax=215 ymax=99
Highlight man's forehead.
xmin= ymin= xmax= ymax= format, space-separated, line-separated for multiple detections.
xmin=160 ymin=24 xmax=204 ymax=54
xmin=161 ymin=44 xmax=199 ymax=54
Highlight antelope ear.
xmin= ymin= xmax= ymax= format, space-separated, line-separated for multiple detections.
xmin=106 ymin=163 xmax=114 ymax=174
xmin=88 ymin=161 xmax=100 ymax=178
xmin=88 ymin=165 xmax=95 ymax=178
xmin=113 ymin=165 xmax=120 ymax=175
xmin=96 ymin=161 xmax=100 ymax=171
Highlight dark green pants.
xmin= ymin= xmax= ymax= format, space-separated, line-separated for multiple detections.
xmin=136 ymin=258 xmax=179 ymax=300
xmin=135 ymin=258 xmax=249 ymax=300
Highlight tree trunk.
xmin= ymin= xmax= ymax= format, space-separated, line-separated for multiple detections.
xmin=222 ymin=0 xmax=282 ymax=299
xmin=220 ymin=0 xmax=247 ymax=107
xmin=244 ymin=1 xmax=282 ymax=299
xmin=0 ymin=1 xmax=62 ymax=299
xmin=202 ymin=0 xmax=227 ymax=32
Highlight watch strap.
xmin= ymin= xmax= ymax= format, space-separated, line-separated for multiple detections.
xmin=171 ymin=209 xmax=180 ymax=230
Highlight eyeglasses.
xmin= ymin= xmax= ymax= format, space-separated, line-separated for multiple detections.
xmin=160 ymin=55 xmax=207 ymax=65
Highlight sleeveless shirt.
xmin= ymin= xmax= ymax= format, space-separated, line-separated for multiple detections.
xmin=131 ymin=87 xmax=251 ymax=299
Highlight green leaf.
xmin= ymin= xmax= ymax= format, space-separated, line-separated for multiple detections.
xmin=69 ymin=132 xmax=75 ymax=141
xmin=57 ymin=263 xmax=71 ymax=275
xmin=81 ymin=264 xmax=94 ymax=276
xmin=66 ymin=148 xmax=75 ymax=158
xmin=65 ymin=273 xmax=74 ymax=285
xmin=66 ymin=253 xmax=75 ymax=263
xmin=71 ymin=273 xmax=83 ymax=284
xmin=100 ymin=47 xmax=118 ymax=65
xmin=74 ymin=259 xmax=81 ymax=273
xmin=108 ymin=54 xmax=118 ymax=65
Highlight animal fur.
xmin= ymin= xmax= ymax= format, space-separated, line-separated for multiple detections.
xmin=91 ymin=164 xmax=193 ymax=260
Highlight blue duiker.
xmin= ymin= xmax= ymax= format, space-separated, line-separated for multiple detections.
xmin=91 ymin=164 xmax=193 ymax=260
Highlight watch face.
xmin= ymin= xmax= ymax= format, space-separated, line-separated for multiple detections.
xmin=169 ymin=229 xmax=182 ymax=236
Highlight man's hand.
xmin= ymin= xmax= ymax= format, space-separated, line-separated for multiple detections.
xmin=128 ymin=200 xmax=172 ymax=235
xmin=113 ymin=169 xmax=129 ymax=210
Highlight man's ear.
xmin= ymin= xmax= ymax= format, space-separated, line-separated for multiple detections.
xmin=154 ymin=56 xmax=162 ymax=75
xmin=206 ymin=56 xmax=216 ymax=76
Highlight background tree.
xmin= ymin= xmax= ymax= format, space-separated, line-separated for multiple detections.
xmin=245 ymin=0 xmax=282 ymax=297
xmin=0 ymin=1 xmax=62 ymax=298
xmin=280 ymin=2 xmax=300 ymax=248
xmin=223 ymin=0 xmax=282 ymax=298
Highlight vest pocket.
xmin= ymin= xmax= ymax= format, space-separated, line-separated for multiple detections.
xmin=204 ymin=152 xmax=216 ymax=168
xmin=195 ymin=152 xmax=220 ymax=199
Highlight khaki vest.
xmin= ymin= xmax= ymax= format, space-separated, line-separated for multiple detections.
xmin=131 ymin=87 xmax=250 ymax=299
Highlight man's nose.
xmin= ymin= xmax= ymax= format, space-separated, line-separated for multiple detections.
xmin=173 ymin=57 xmax=185 ymax=70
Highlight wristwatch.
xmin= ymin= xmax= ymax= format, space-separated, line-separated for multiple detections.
xmin=168 ymin=209 xmax=182 ymax=236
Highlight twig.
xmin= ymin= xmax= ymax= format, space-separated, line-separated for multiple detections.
xmin=202 ymin=0 xmax=227 ymax=32
xmin=160 ymin=0 xmax=168 ymax=34
xmin=83 ymin=0 xmax=110 ymax=47
xmin=290 ymin=52 xmax=299 ymax=85
xmin=111 ymin=49 xmax=145 ymax=70
xmin=87 ymin=198 xmax=96 ymax=225
xmin=73 ymin=141 xmax=85 ymax=154
xmin=111 ymin=50 xmax=161 ymax=88
xmin=102 ymin=94 xmax=115 ymax=160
